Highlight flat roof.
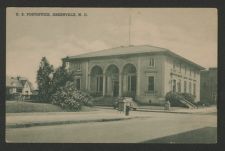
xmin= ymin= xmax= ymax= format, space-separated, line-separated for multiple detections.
xmin=63 ymin=45 xmax=205 ymax=70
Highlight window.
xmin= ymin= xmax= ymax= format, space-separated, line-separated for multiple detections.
xmin=189 ymin=82 xmax=192 ymax=94
xmin=76 ymin=78 xmax=81 ymax=90
xmin=190 ymin=68 xmax=192 ymax=76
xmin=17 ymin=88 xmax=22 ymax=93
xmin=179 ymin=63 xmax=181 ymax=72
xmin=177 ymin=79 xmax=181 ymax=93
xmin=193 ymin=83 xmax=196 ymax=96
xmin=194 ymin=70 xmax=196 ymax=77
xmin=76 ymin=63 xmax=81 ymax=71
xmin=173 ymin=61 xmax=176 ymax=70
xmin=184 ymin=81 xmax=187 ymax=93
xmin=185 ymin=66 xmax=187 ymax=75
xmin=172 ymin=80 xmax=176 ymax=92
xmin=65 ymin=62 xmax=70 ymax=69
xmin=148 ymin=76 xmax=154 ymax=91
xmin=12 ymin=88 xmax=16 ymax=93
xmin=149 ymin=58 xmax=155 ymax=67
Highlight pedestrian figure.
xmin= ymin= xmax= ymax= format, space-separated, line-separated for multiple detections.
xmin=125 ymin=105 xmax=130 ymax=116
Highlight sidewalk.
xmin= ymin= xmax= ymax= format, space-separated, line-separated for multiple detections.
xmin=6 ymin=109 xmax=151 ymax=128
xmin=6 ymin=106 xmax=217 ymax=129
xmin=137 ymin=105 xmax=217 ymax=114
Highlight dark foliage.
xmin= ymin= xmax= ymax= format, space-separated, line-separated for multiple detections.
xmin=36 ymin=57 xmax=54 ymax=102
xmin=165 ymin=91 xmax=186 ymax=107
xmin=49 ymin=65 xmax=75 ymax=96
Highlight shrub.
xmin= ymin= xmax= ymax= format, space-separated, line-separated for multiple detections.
xmin=51 ymin=82 xmax=93 ymax=111
xmin=165 ymin=91 xmax=186 ymax=107
xmin=6 ymin=94 xmax=15 ymax=100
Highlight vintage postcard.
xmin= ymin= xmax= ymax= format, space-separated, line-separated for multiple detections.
xmin=6 ymin=7 xmax=217 ymax=143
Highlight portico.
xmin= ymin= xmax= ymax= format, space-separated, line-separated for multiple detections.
xmin=88 ymin=63 xmax=138 ymax=98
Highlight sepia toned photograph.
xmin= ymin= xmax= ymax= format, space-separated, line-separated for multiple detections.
xmin=6 ymin=7 xmax=217 ymax=143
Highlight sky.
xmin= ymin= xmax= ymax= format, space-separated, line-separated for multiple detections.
xmin=6 ymin=8 xmax=217 ymax=89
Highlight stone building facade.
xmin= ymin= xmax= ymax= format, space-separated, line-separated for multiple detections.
xmin=62 ymin=45 xmax=204 ymax=104
xmin=200 ymin=67 xmax=217 ymax=104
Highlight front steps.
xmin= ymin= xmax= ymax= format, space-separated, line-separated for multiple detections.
xmin=179 ymin=99 xmax=197 ymax=109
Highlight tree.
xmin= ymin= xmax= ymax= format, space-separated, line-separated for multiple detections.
xmin=49 ymin=65 xmax=75 ymax=96
xmin=36 ymin=57 xmax=54 ymax=102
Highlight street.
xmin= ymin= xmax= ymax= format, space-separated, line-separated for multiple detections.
xmin=6 ymin=111 xmax=217 ymax=143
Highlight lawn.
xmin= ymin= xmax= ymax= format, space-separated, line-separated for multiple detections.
xmin=6 ymin=101 xmax=96 ymax=113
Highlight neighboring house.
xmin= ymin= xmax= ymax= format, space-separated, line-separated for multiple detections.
xmin=6 ymin=76 xmax=33 ymax=99
xmin=62 ymin=45 xmax=204 ymax=105
xmin=200 ymin=67 xmax=217 ymax=104
xmin=30 ymin=89 xmax=39 ymax=100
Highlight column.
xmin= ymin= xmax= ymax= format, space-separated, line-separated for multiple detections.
xmin=119 ymin=73 xmax=122 ymax=97
xmin=103 ymin=74 xmax=106 ymax=96
xmin=136 ymin=57 xmax=141 ymax=96
xmin=88 ymin=74 xmax=91 ymax=91
xmin=85 ymin=62 xmax=89 ymax=90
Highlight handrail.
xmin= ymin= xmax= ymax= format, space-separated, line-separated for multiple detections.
xmin=179 ymin=98 xmax=197 ymax=108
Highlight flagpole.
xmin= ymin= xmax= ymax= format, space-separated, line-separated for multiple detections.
xmin=129 ymin=9 xmax=131 ymax=46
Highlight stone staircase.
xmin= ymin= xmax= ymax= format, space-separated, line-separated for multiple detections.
xmin=179 ymin=98 xmax=197 ymax=109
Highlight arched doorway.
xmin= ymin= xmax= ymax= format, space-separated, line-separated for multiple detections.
xmin=105 ymin=65 xmax=119 ymax=97
xmin=122 ymin=64 xmax=137 ymax=98
xmin=90 ymin=66 xmax=103 ymax=96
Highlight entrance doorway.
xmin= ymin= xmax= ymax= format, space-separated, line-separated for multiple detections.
xmin=90 ymin=66 xmax=103 ymax=96
xmin=105 ymin=64 xmax=119 ymax=97
xmin=76 ymin=78 xmax=81 ymax=90
xmin=113 ymin=80 xmax=119 ymax=97
xmin=128 ymin=75 xmax=136 ymax=97
xmin=122 ymin=64 xmax=137 ymax=98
